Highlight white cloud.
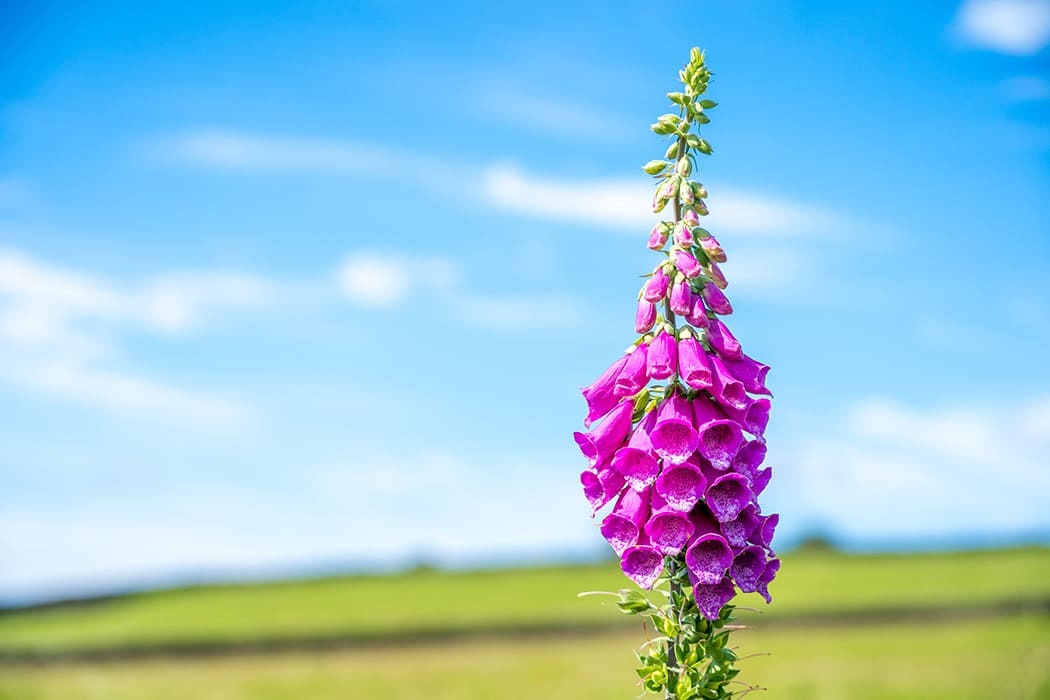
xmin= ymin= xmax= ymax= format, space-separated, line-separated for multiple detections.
xmin=954 ymin=0 xmax=1050 ymax=55
xmin=471 ymin=87 xmax=629 ymax=140
xmin=0 ymin=248 xmax=273 ymax=425
xmin=335 ymin=250 xmax=580 ymax=330
xmin=782 ymin=396 xmax=1050 ymax=541
xmin=479 ymin=163 xmax=844 ymax=237
xmin=145 ymin=129 xmax=399 ymax=174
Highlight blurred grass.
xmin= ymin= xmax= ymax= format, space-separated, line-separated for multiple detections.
xmin=0 ymin=616 xmax=1046 ymax=699
xmin=0 ymin=547 xmax=1047 ymax=653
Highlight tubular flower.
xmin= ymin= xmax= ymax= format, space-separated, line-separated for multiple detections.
xmin=572 ymin=47 xmax=778 ymax=700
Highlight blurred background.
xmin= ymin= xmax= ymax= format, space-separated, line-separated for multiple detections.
xmin=1 ymin=1 xmax=1048 ymax=698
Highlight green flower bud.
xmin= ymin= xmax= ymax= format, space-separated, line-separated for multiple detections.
xmin=642 ymin=159 xmax=669 ymax=175
xmin=675 ymin=158 xmax=691 ymax=176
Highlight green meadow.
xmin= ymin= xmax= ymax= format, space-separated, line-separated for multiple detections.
xmin=0 ymin=547 xmax=1047 ymax=699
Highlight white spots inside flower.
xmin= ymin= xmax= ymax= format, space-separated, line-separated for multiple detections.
xmin=722 ymin=520 xmax=746 ymax=548
xmin=708 ymin=483 xmax=744 ymax=521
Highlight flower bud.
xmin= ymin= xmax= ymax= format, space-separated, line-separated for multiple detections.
xmin=648 ymin=222 xmax=670 ymax=250
xmin=702 ymin=282 xmax=733 ymax=315
xmin=679 ymin=179 xmax=694 ymax=205
xmin=675 ymin=249 xmax=702 ymax=279
xmin=682 ymin=208 xmax=700 ymax=227
xmin=646 ymin=330 xmax=677 ymax=380
xmin=642 ymin=159 xmax=669 ymax=175
xmin=695 ymin=198 xmax=709 ymax=216
xmin=669 ymin=278 xmax=694 ymax=316
xmin=643 ymin=266 xmax=670 ymax=302
xmin=635 ymin=298 xmax=657 ymax=333
xmin=673 ymin=222 xmax=695 ymax=247
xmin=698 ymin=234 xmax=726 ymax=263
xmin=707 ymin=261 xmax=728 ymax=290
xmin=675 ymin=157 xmax=691 ymax=177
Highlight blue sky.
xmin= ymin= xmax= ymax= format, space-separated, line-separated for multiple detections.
xmin=1 ymin=0 xmax=1048 ymax=603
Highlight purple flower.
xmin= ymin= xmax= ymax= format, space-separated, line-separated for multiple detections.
xmin=677 ymin=336 xmax=713 ymax=390
xmin=614 ymin=344 xmax=649 ymax=397
xmin=685 ymin=295 xmax=709 ymax=328
xmin=692 ymin=576 xmax=737 ymax=621
xmin=730 ymin=546 xmax=767 ymax=593
xmin=581 ymin=459 xmax=626 ymax=513
xmin=655 ymin=460 xmax=707 ymax=512
xmin=744 ymin=398 xmax=771 ymax=438
xmin=692 ymin=397 xmax=745 ymax=471
xmin=648 ymin=223 xmax=669 ymax=250
xmin=705 ymin=472 xmax=754 ymax=522
xmin=706 ymin=318 xmax=741 ymax=359
xmin=675 ymin=249 xmax=702 ymax=279
xmin=721 ymin=353 xmax=771 ymax=396
xmin=646 ymin=331 xmax=677 ymax=380
xmin=709 ymin=354 xmax=749 ymax=412
xmin=720 ymin=506 xmax=760 ymax=548
xmin=650 ymin=393 xmax=699 ymax=465
xmin=620 ymin=542 xmax=665 ymax=589
xmin=573 ymin=399 xmax=634 ymax=467
xmin=611 ymin=410 xmax=661 ymax=490
xmin=749 ymin=512 xmax=778 ymax=549
xmin=636 ymin=299 xmax=657 ymax=334
xmin=644 ymin=502 xmax=695 ymax=556
xmin=702 ymin=282 xmax=733 ymax=315
xmin=643 ymin=267 xmax=670 ymax=302
xmin=757 ymin=558 xmax=780 ymax=603
xmin=732 ymin=439 xmax=767 ymax=480
xmin=600 ymin=487 xmax=651 ymax=556
xmin=685 ymin=532 xmax=733 ymax=585
xmin=751 ymin=466 xmax=772 ymax=496
xmin=669 ymin=278 xmax=694 ymax=316
xmin=698 ymin=235 xmax=726 ymax=263
xmin=580 ymin=354 xmax=629 ymax=428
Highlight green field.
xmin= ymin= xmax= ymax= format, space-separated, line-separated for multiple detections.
xmin=0 ymin=547 xmax=1047 ymax=699
xmin=0 ymin=547 xmax=1046 ymax=653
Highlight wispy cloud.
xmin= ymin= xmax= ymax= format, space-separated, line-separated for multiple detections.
xmin=479 ymin=163 xmax=845 ymax=238
xmin=470 ymin=86 xmax=630 ymax=140
xmin=149 ymin=129 xmax=846 ymax=240
xmin=783 ymin=395 xmax=1050 ymax=540
xmin=0 ymin=248 xmax=274 ymax=425
xmin=335 ymin=250 xmax=581 ymax=330
xmin=953 ymin=0 xmax=1050 ymax=55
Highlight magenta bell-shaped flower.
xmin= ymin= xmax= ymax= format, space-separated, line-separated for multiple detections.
xmin=757 ymin=558 xmax=780 ymax=603
xmin=685 ymin=532 xmax=733 ymax=585
xmin=702 ymin=282 xmax=733 ymax=315
xmin=643 ymin=267 xmax=670 ymax=302
xmin=730 ymin=546 xmax=767 ymax=593
xmin=646 ymin=330 xmax=677 ymax=380
xmin=675 ymin=249 xmax=702 ymax=279
xmin=709 ymin=354 xmax=749 ymax=412
xmin=685 ymin=295 xmax=709 ymax=328
xmin=644 ymin=493 xmax=695 ymax=556
xmin=669 ymin=278 xmax=694 ymax=317
xmin=580 ymin=354 xmax=629 ymax=428
xmin=655 ymin=459 xmax=706 ymax=512
xmin=721 ymin=353 xmax=771 ymax=396
xmin=650 ymin=392 xmax=699 ymax=465
xmin=705 ymin=472 xmax=754 ymax=522
xmin=692 ymin=397 xmax=745 ymax=471
xmin=706 ymin=318 xmax=741 ymax=359
xmin=636 ymin=299 xmax=657 ymax=334
xmin=691 ymin=575 xmax=737 ymax=621
xmin=573 ymin=399 xmax=634 ymax=467
xmin=720 ymin=505 xmax=760 ymax=548
xmin=677 ymin=335 xmax=713 ymax=390
xmin=751 ymin=466 xmax=772 ymax=496
xmin=620 ymin=540 xmax=665 ymax=590
xmin=749 ymin=512 xmax=778 ymax=549
xmin=732 ymin=440 xmax=766 ymax=480
xmin=581 ymin=458 xmax=626 ymax=513
xmin=614 ymin=344 xmax=649 ymax=397
xmin=611 ymin=410 xmax=660 ymax=490
xmin=600 ymin=486 xmax=651 ymax=556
